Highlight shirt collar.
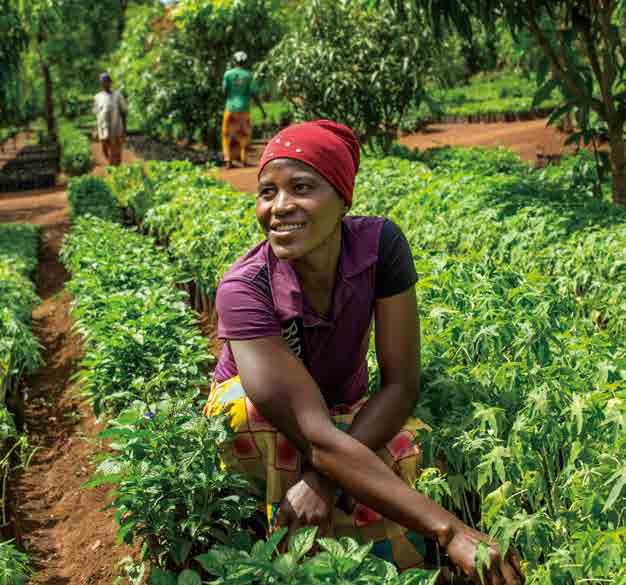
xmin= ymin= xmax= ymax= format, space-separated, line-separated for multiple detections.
xmin=266 ymin=218 xmax=378 ymax=324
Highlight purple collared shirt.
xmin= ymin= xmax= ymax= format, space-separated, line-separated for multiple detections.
xmin=214 ymin=216 xmax=385 ymax=406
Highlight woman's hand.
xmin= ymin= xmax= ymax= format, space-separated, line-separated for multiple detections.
xmin=444 ymin=521 xmax=524 ymax=585
xmin=275 ymin=470 xmax=335 ymax=545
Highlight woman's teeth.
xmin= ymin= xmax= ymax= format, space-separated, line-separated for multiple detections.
xmin=274 ymin=223 xmax=305 ymax=232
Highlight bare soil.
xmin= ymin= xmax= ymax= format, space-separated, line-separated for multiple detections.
xmin=399 ymin=118 xmax=577 ymax=161
xmin=90 ymin=140 xmax=139 ymax=177
xmin=218 ymin=118 xmax=576 ymax=194
xmin=1 ymin=141 xmax=137 ymax=585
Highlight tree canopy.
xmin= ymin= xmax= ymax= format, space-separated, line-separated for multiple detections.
xmin=408 ymin=0 xmax=626 ymax=203
xmin=261 ymin=0 xmax=436 ymax=153
xmin=0 ymin=0 xmax=28 ymax=125
xmin=111 ymin=0 xmax=283 ymax=145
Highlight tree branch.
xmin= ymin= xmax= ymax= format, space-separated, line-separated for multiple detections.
xmin=576 ymin=0 xmax=612 ymax=119
xmin=597 ymin=0 xmax=618 ymax=119
xmin=526 ymin=10 xmax=604 ymax=115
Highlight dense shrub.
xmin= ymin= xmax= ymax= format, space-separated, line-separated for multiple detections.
xmin=67 ymin=175 xmax=122 ymax=222
xmin=59 ymin=120 xmax=93 ymax=176
xmin=261 ymin=0 xmax=434 ymax=153
xmin=111 ymin=1 xmax=283 ymax=145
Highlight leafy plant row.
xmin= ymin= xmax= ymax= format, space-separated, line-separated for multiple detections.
xmin=68 ymin=175 xmax=123 ymax=223
xmin=363 ymin=151 xmax=625 ymax=582
xmin=107 ymin=161 xmax=259 ymax=307
xmin=61 ymin=216 xmax=433 ymax=584
xmin=0 ymin=223 xmax=39 ymax=580
xmin=401 ymin=71 xmax=561 ymax=131
xmin=0 ymin=223 xmax=41 ymax=419
xmin=106 ymin=147 xmax=625 ymax=583
xmin=59 ymin=119 xmax=93 ymax=177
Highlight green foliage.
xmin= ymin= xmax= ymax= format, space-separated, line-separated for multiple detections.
xmin=411 ymin=145 xmax=527 ymax=175
xmin=0 ymin=224 xmax=39 ymax=559
xmin=0 ymin=540 xmax=32 ymax=585
xmin=0 ymin=224 xmax=41 ymax=404
xmin=67 ymin=176 xmax=122 ymax=222
xmin=111 ymin=1 xmax=283 ymax=144
xmin=97 ymin=145 xmax=625 ymax=582
xmin=195 ymin=527 xmax=439 ymax=584
xmin=409 ymin=0 xmax=626 ymax=202
xmin=0 ymin=127 xmax=20 ymax=147
xmin=16 ymin=0 xmax=129 ymax=131
xmin=261 ymin=0 xmax=434 ymax=152
xmin=439 ymin=71 xmax=559 ymax=116
xmin=61 ymin=215 xmax=259 ymax=577
xmin=60 ymin=217 xmax=207 ymax=415
xmin=0 ymin=0 xmax=28 ymax=126
xmin=59 ymin=120 xmax=93 ymax=176
xmin=0 ymin=223 xmax=39 ymax=278
xmin=106 ymin=162 xmax=261 ymax=297
xmin=0 ymin=407 xmax=17 ymax=445
xmin=106 ymin=161 xmax=222 ymax=222
xmin=88 ymin=398 xmax=258 ymax=569
xmin=401 ymin=71 xmax=560 ymax=130
xmin=381 ymin=151 xmax=625 ymax=582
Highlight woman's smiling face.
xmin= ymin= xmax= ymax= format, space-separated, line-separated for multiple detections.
xmin=256 ymin=158 xmax=345 ymax=261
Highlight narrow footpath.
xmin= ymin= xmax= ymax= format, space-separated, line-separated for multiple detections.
xmin=1 ymin=140 xmax=137 ymax=585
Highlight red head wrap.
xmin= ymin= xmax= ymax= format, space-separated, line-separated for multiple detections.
xmin=258 ymin=120 xmax=360 ymax=208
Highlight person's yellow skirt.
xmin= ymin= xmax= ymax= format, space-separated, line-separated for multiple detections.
xmin=204 ymin=375 xmax=431 ymax=570
xmin=222 ymin=111 xmax=252 ymax=164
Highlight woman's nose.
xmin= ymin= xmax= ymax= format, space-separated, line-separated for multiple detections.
xmin=272 ymin=189 xmax=295 ymax=215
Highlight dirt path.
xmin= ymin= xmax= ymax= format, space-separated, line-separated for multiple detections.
xmin=1 ymin=144 xmax=137 ymax=585
xmin=399 ymin=118 xmax=576 ymax=160
xmin=90 ymin=140 xmax=139 ymax=176
xmin=217 ymin=118 xmax=575 ymax=194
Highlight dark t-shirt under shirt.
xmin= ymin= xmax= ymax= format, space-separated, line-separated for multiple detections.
xmin=214 ymin=216 xmax=417 ymax=406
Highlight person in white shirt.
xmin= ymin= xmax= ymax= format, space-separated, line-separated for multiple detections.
xmin=93 ymin=73 xmax=128 ymax=166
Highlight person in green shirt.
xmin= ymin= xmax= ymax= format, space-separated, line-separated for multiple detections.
xmin=222 ymin=51 xmax=266 ymax=168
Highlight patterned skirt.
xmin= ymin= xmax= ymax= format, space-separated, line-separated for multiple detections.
xmin=221 ymin=111 xmax=252 ymax=163
xmin=204 ymin=375 xmax=431 ymax=570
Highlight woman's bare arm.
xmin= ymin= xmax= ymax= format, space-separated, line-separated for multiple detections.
xmin=230 ymin=335 xmax=452 ymax=541
xmin=346 ymin=286 xmax=420 ymax=451
xmin=230 ymin=336 xmax=523 ymax=583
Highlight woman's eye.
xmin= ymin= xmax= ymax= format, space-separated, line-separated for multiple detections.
xmin=258 ymin=189 xmax=275 ymax=199
xmin=295 ymin=183 xmax=310 ymax=193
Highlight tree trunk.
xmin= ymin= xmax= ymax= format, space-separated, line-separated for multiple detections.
xmin=41 ymin=60 xmax=56 ymax=142
xmin=118 ymin=0 xmax=129 ymax=39
xmin=608 ymin=120 xmax=626 ymax=205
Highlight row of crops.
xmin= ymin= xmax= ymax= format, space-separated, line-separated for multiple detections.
xmin=0 ymin=223 xmax=40 ymax=579
xmin=401 ymin=73 xmax=559 ymax=131
xmin=62 ymin=146 xmax=625 ymax=584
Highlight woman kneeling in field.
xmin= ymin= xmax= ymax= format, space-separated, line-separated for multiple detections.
xmin=205 ymin=120 xmax=523 ymax=584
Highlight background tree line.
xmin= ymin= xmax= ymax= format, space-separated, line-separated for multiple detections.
xmin=2 ymin=0 xmax=625 ymax=203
